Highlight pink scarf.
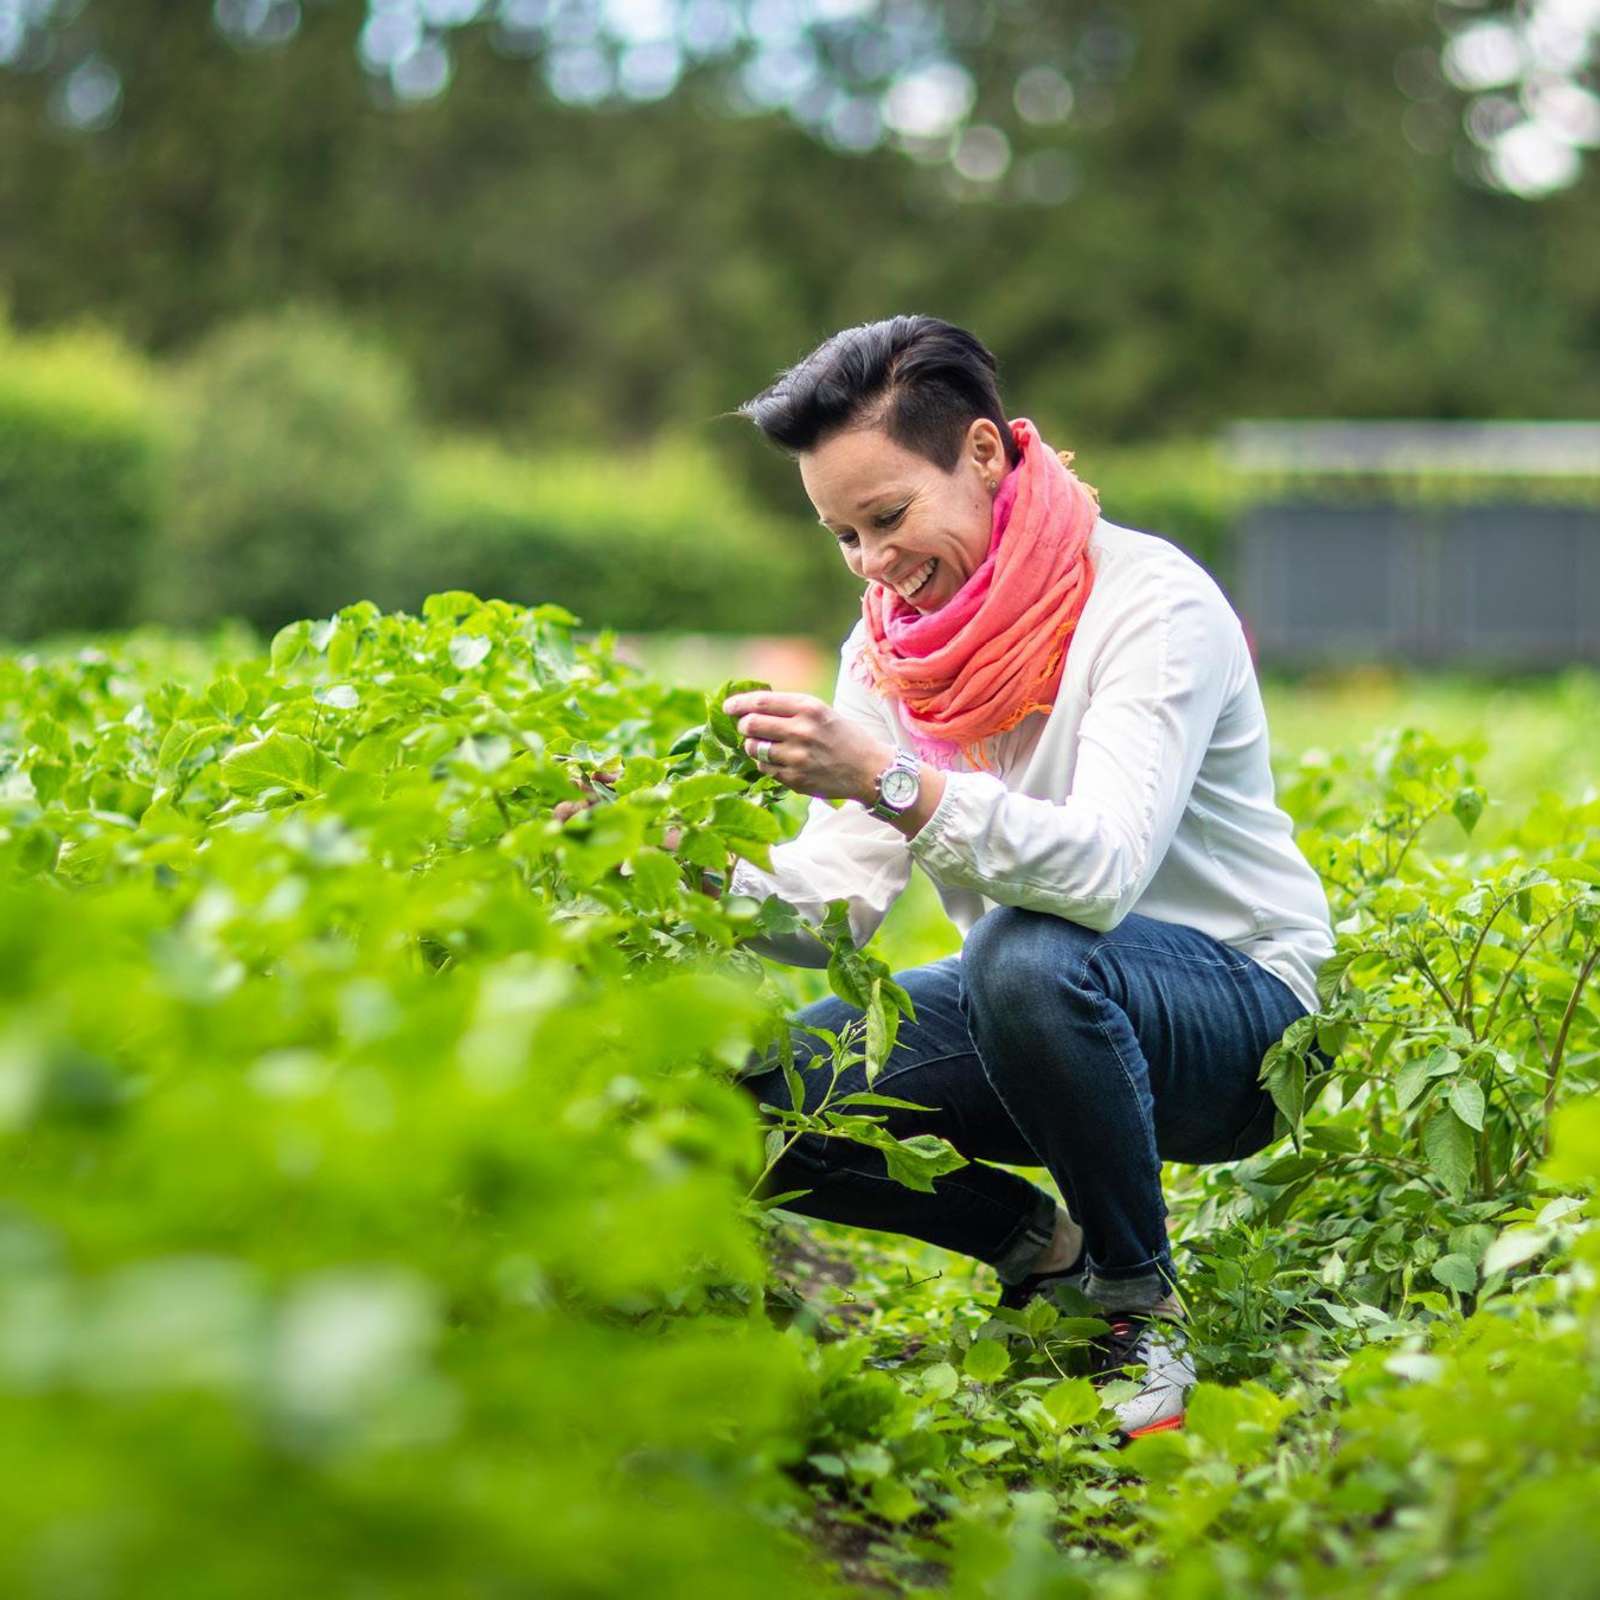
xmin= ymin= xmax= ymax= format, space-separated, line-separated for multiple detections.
xmin=853 ymin=418 xmax=1098 ymax=770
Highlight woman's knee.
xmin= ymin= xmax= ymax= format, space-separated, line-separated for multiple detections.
xmin=961 ymin=905 xmax=1101 ymax=1020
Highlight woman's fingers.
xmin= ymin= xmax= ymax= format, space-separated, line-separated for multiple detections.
xmin=733 ymin=712 xmax=794 ymax=746
xmin=552 ymin=766 xmax=623 ymax=821
xmin=723 ymin=690 xmax=823 ymax=720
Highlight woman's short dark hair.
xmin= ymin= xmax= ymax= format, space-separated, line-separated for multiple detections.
xmin=737 ymin=315 xmax=1020 ymax=472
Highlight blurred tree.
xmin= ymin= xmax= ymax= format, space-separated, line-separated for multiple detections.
xmin=0 ymin=0 xmax=1595 ymax=488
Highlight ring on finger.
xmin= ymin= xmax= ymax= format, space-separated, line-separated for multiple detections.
xmin=754 ymin=738 xmax=774 ymax=765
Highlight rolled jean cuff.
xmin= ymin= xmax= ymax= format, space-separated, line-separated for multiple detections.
xmin=1083 ymin=1256 xmax=1176 ymax=1312
xmin=989 ymin=1189 xmax=1060 ymax=1284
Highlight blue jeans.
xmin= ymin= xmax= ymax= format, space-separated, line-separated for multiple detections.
xmin=742 ymin=907 xmax=1312 ymax=1310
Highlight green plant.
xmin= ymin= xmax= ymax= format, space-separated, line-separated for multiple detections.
xmin=0 ymin=319 xmax=168 ymax=641
xmin=4 ymin=603 xmax=1600 ymax=1597
xmin=388 ymin=433 xmax=854 ymax=635
xmin=143 ymin=307 xmax=417 ymax=634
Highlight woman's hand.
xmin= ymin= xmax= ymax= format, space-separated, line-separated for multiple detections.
xmin=551 ymin=768 xmax=619 ymax=825
xmin=553 ymin=774 xmax=715 ymax=892
xmin=722 ymin=690 xmax=891 ymax=803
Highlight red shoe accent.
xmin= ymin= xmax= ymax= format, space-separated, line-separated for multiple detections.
xmin=1124 ymin=1412 xmax=1185 ymax=1439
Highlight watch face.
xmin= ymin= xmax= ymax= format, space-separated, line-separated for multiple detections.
xmin=880 ymin=765 xmax=920 ymax=808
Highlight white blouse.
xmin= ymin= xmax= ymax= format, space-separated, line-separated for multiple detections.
xmin=728 ymin=516 xmax=1334 ymax=1015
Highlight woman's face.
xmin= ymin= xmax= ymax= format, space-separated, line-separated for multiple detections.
xmin=800 ymin=417 xmax=1009 ymax=614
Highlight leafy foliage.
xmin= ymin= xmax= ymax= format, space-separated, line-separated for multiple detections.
xmin=385 ymin=434 xmax=852 ymax=634
xmin=0 ymin=595 xmax=931 ymax=1593
xmin=5 ymin=2 xmax=1600 ymax=451
xmin=142 ymin=307 xmax=419 ymax=634
xmin=0 ymin=311 xmax=855 ymax=640
xmin=3 ymin=603 xmax=1600 ymax=1595
xmin=0 ymin=322 xmax=168 ymax=641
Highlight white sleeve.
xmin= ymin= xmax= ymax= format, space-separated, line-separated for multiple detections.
xmin=727 ymin=634 xmax=913 ymax=967
xmin=904 ymin=574 xmax=1237 ymax=931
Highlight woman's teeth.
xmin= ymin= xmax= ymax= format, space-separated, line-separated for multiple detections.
xmin=897 ymin=559 xmax=936 ymax=600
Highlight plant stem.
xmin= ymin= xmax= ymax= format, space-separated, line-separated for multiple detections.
xmin=1455 ymin=885 xmax=1521 ymax=1030
xmin=1540 ymin=943 xmax=1600 ymax=1152
xmin=1389 ymin=796 xmax=1451 ymax=882
xmin=1479 ymin=894 xmax=1587 ymax=1041
xmin=1411 ymin=944 xmax=1464 ymax=1031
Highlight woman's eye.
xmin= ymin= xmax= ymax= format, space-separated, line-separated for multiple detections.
xmin=835 ymin=531 xmax=859 ymax=547
xmin=876 ymin=508 xmax=905 ymax=528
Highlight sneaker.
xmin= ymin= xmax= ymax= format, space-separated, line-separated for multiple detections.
xmin=996 ymin=1260 xmax=1087 ymax=1313
xmin=1092 ymin=1312 xmax=1194 ymax=1438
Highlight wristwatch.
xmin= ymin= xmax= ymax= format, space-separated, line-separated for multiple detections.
xmin=865 ymin=750 xmax=922 ymax=821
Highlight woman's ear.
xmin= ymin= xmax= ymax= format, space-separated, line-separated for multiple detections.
xmin=967 ymin=416 xmax=1007 ymax=479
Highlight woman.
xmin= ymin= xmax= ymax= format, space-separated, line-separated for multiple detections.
xmin=723 ymin=316 xmax=1334 ymax=1438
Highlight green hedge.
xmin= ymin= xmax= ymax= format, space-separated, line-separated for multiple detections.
xmin=0 ymin=323 xmax=168 ymax=642
xmin=1081 ymin=439 xmax=1247 ymax=587
xmin=143 ymin=308 xmax=417 ymax=635
xmin=385 ymin=434 xmax=855 ymax=636
xmin=5 ymin=308 xmax=1595 ymax=643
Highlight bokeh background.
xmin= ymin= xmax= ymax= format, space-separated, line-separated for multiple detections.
xmin=2 ymin=0 xmax=1597 ymax=662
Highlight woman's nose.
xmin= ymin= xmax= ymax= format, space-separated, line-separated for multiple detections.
xmin=858 ymin=542 xmax=899 ymax=584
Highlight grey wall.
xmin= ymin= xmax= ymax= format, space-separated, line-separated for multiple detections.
xmin=1237 ymin=502 xmax=1600 ymax=667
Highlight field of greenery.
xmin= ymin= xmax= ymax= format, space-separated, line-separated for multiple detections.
xmin=2 ymin=598 xmax=1599 ymax=1597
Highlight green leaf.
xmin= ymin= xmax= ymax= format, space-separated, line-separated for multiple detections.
xmin=1258 ymin=1153 xmax=1320 ymax=1185
xmin=831 ymin=1091 xmax=935 ymax=1112
xmin=827 ymin=943 xmax=875 ymax=1012
xmin=1395 ymin=1057 xmax=1433 ymax=1112
xmin=918 ymin=1362 xmax=959 ymax=1400
xmin=864 ymin=977 xmax=900 ymax=1085
xmin=158 ymin=720 xmax=233 ymax=776
xmin=269 ymin=620 xmax=310 ymax=673
xmin=869 ymin=1478 xmax=920 ymax=1524
xmin=1315 ymin=950 xmax=1356 ymax=1006
xmin=962 ymin=1338 xmax=1011 ymax=1384
xmin=844 ymin=1443 xmax=893 ymax=1481
xmin=1425 ymin=1046 xmax=1463 ymax=1079
xmin=1481 ymin=1226 xmax=1553 ymax=1277
xmin=968 ymin=1439 xmax=1015 ymax=1464
xmin=1545 ymin=1099 xmax=1600 ymax=1191
xmin=706 ymin=678 xmax=770 ymax=749
xmin=1448 ymin=1077 xmax=1486 ymax=1133
xmin=669 ymin=772 xmax=745 ymax=815
xmin=422 ymin=590 xmax=480 ymax=622
xmin=449 ymin=634 xmax=492 ymax=671
xmin=1040 ymin=1377 xmax=1100 ymax=1429
xmin=1423 ymin=1108 xmax=1476 ymax=1199
xmin=1020 ymin=1296 xmax=1059 ymax=1336
xmin=878 ymin=1132 xmax=966 ymax=1194
xmin=1430 ymin=1253 xmax=1478 ymax=1295
xmin=1453 ymin=787 xmax=1485 ymax=836
xmin=12 ymin=824 xmax=59 ymax=876
xmin=218 ymin=732 xmax=333 ymax=798
xmin=625 ymin=848 xmax=681 ymax=910
xmin=23 ymin=715 xmax=71 ymax=758
xmin=1265 ymin=1050 xmax=1306 ymax=1143
xmin=206 ymin=677 xmax=248 ymax=719
xmin=615 ymin=756 xmax=666 ymax=795
xmin=1542 ymin=858 xmax=1600 ymax=886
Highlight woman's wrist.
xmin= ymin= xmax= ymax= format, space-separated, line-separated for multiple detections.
xmin=859 ymin=747 xmax=947 ymax=839
xmin=889 ymin=763 xmax=947 ymax=840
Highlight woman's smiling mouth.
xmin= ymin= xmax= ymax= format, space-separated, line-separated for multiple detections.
xmin=895 ymin=558 xmax=937 ymax=601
